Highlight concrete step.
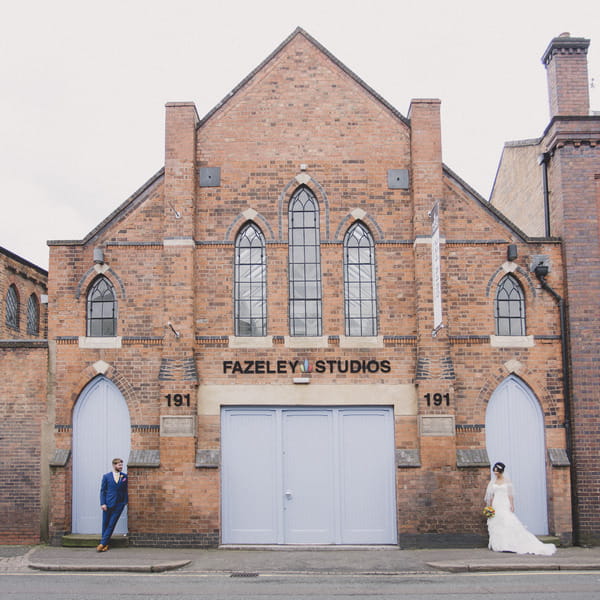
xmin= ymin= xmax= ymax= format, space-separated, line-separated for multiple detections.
xmin=538 ymin=535 xmax=561 ymax=546
xmin=61 ymin=534 xmax=129 ymax=548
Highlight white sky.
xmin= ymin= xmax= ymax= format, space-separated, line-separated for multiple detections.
xmin=1 ymin=0 xmax=599 ymax=269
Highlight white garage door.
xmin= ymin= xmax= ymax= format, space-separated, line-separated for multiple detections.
xmin=221 ymin=407 xmax=397 ymax=545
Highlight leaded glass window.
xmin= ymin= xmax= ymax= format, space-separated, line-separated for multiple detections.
xmin=344 ymin=222 xmax=377 ymax=336
xmin=495 ymin=275 xmax=526 ymax=336
xmin=288 ymin=186 xmax=322 ymax=336
xmin=27 ymin=294 xmax=39 ymax=335
xmin=234 ymin=222 xmax=267 ymax=336
xmin=5 ymin=285 xmax=19 ymax=330
xmin=87 ymin=276 xmax=117 ymax=337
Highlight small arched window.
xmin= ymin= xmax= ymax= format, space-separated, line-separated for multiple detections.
xmin=495 ymin=275 xmax=526 ymax=336
xmin=288 ymin=186 xmax=322 ymax=336
xmin=344 ymin=222 xmax=377 ymax=336
xmin=87 ymin=276 xmax=117 ymax=337
xmin=5 ymin=284 xmax=19 ymax=331
xmin=27 ymin=294 xmax=40 ymax=335
xmin=234 ymin=222 xmax=267 ymax=336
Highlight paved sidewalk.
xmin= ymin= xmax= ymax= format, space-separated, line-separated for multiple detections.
xmin=17 ymin=545 xmax=600 ymax=574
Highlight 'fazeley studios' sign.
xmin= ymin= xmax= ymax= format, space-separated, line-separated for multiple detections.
xmin=223 ymin=358 xmax=391 ymax=375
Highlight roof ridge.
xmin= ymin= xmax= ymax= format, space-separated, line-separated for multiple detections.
xmin=197 ymin=27 xmax=408 ymax=127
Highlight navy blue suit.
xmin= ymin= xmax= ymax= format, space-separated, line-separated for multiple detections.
xmin=99 ymin=471 xmax=128 ymax=545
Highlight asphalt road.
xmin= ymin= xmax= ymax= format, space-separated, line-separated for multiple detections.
xmin=1 ymin=570 xmax=600 ymax=599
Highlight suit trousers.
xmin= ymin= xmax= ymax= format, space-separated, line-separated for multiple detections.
xmin=101 ymin=503 xmax=126 ymax=546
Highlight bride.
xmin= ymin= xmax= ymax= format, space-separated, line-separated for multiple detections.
xmin=484 ymin=462 xmax=556 ymax=555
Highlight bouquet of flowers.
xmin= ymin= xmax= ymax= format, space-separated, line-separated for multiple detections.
xmin=483 ymin=506 xmax=495 ymax=518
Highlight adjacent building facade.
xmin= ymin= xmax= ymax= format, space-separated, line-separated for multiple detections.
xmin=491 ymin=33 xmax=600 ymax=546
xmin=0 ymin=247 xmax=48 ymax=543
xmin=2 ymin=29 xmax=597 ymax=547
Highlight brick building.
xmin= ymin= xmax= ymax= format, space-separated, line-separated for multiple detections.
xmin=492 ymin=33 xmax=600 ymax=546
xmin=3 ymin=28 xmax=596 ymax=547
xmin=0 ymin=247 xmax=48 ymax=543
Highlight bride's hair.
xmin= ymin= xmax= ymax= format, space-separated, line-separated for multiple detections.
xmin=492 ymin=462 xmax=505 ymax=473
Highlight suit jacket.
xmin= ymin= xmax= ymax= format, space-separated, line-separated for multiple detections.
xmin=100 ymin=471 xmax=128 ymax=508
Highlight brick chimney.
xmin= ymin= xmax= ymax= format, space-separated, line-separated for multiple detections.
xmin=542 ymin=33 xmax=591 ymax=118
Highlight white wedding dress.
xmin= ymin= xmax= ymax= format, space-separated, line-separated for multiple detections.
xmin=485 ymin=481 xmax=556 ymax=555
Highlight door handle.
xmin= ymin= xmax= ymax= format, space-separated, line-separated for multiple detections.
xmin=285 ymin=490 xmax=293 ymax=499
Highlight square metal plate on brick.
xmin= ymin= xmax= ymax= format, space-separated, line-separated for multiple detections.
xmin=199 ymin=167 xmax=221 ymax=187
xmin=387 ymin=169 xmax=409 ymax=189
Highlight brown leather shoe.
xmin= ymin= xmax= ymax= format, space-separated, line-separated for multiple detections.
xmin=101 ymin=545 xmax=109 ymax=552
xmin=96 ymin=544 xmax=105 ymax=552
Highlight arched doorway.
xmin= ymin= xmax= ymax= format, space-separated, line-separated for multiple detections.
xmin=485 ymin=375 xmax=549 ymax=534
xmin=72 ymin=376 xmax=130 ymax=534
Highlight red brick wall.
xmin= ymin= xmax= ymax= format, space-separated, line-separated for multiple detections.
xmin=0 ymin=345 xmax=48 ymax=543
xmin=548 ymin=140 xmax=600 ymax=544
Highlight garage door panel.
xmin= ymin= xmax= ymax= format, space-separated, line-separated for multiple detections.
xmin=339 ymin=410 xmax=397 ymax=543
xmin=283 ymin=410 xmax=335 ymax=543
xmin=221 ymin=410 xmax=280 ymax=544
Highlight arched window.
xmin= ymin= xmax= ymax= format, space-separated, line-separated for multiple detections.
xmin=5 ymin=284 xmax=19 ymax=331
xmin=288 ymin=186 xmax=322 ymax=336
xmin=87 ymin=276 xmax=117 ymax=337
xmin=234 ymin=222 xmax=267 ymax=336
xmin=27 ymin=294 xmax=40 ymax=335
xmin=344 ymin=222 xmax=377 ymax=336
xmin=495 ymin=275 xmax=526 ymax=336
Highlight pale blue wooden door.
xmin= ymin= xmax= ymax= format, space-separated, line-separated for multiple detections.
xmin=338 ymin=408 xmax=397 ymax=543
xmin=283 ymin=410 xmax=335 ymax=543
xmin=221 ymin=409 xmax=281 ymax=544
xmin=485 ymin=376 xmax=549 ymax=534
xmin=72 ymin=377 xmax=130 ymax=534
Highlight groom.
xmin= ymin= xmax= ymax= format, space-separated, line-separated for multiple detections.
xmin=97 ymin=458 xmax=128 ymax=552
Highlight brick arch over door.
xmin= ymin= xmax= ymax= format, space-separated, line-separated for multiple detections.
xmin=68 ymin=365 xmax=143 ymax=427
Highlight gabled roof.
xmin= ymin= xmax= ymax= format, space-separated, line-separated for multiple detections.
xmin=48 ymin=28 xmax=551 ymax=248
xmin=0 ymin=245 xmax=48 ymax=277
xmin=443 ymin=164 xmax=559 ymax=243
xmin=47 ymin=167 xmax=164 ymax=247
xmin=198 ymin=27 xmax=410 ymax=127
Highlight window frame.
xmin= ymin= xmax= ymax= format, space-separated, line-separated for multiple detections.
xmin=288 ymin=186 xmax=323 ymax=337
xmin=5 ymin=284 xmax=20 ymax=331
xmin=495 ymin=274 xmax=526 ymax=336
xmin=26 ymin=293 xmax=40 ymax=336
xmin=343 ymin=221 xmax=378 ymax=336
xmin=234 ymin=221 xmax=267 ymax=337
xmin=86 ymin=276 xmax=117 ymax=337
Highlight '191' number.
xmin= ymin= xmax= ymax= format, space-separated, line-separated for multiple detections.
xmin=165 ymin=393 xmax=191 ymax=407
xmin=424 ymin=392 xmax=450 ymax=406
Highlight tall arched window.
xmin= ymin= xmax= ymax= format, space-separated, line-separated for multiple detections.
xmin=344 ymin=222 xmax=377 ymax=336
xmin=5 ymin=284 xmax=19 ymax=331
xmin=495 ymin=274 xmax=526 ymax=336
xmin=234 ymin=222 xmax=267 ymax=336
xmin=27 ymin=294 xmax=40 ymax=335
xmin=288 ymin=186 xmax=322 ymax=336
xmin=87 ymin=276 xmax=117 ymax=337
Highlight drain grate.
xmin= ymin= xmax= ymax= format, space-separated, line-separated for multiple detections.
xmin=230 ymin=572 xmax=259 ymax=578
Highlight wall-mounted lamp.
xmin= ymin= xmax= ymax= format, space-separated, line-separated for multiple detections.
xmin=166 ymin=321 xmax=181 ymax=338
xmin=168 ymin=202 xmax=181 ymax=219
xmin=93 ymin=247 xmax=104 ymax=264
xmin=507 ymin=244 xmax=518 ymax=262
xmin=534 ymin=263 xmax=549 ymax=279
